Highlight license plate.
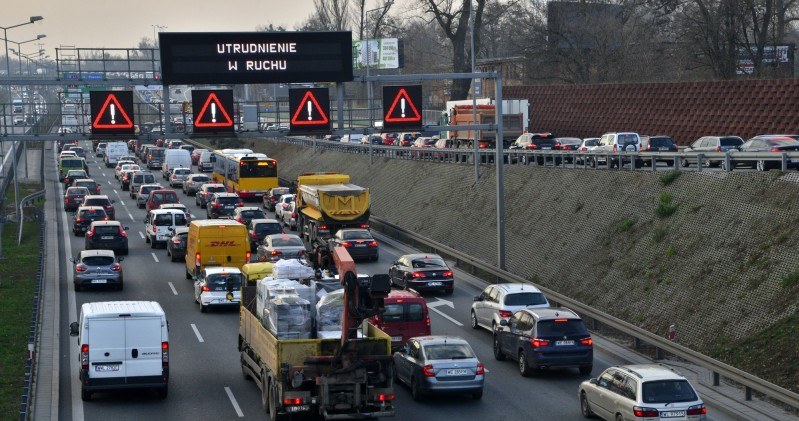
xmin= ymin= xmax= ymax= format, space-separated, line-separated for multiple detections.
xmin=101 ymin=236 xmax=114 ymax=240
xmin=659 ymin=147 xmax=669 ymax=151
xmin=446 ymin=369 xmax=469 ymax=376
xmin=94 ymin=364 xmax=119 ymax=372
xmin=428 ymin=281 xmax=443 ymax=286
xmin=354 ymin=243 xmax=367 ymax=247
xmin=92 ymin=279 xmax=107 ymax=284
xmin=555 ymin=340 xmax=575 ymax=346
xmin=285 ymin=404 xmax=310 ymax=413
xmin=391 ymin=336 xmax=403 ymax=342
xmin=660 ymin=410 xmax=686 ymax=418
xmin=542 ymin=147 xmax=551 ymax=150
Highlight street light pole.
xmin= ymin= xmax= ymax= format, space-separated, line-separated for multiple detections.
xmin=469 ymin=0 xmax=479 ymax=182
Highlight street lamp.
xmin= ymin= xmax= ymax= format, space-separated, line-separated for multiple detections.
xmin=152 ymin=25 xmax=167 ymax=46
xmin=1 ymin=34 xmax=46 ymax=75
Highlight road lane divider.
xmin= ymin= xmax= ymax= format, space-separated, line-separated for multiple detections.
xmin=151 ymin=252 xmax=159 ymax=263
xmin=168 ymin=282 xmax=178 ymax=296
xmin=138 ymin=231 xmax=145 ymax=239
xmin=190 ymin=323 xmax=205 ymax=343
xmin=224 ymin=387 xmax=244 ymax=418
xmin=427 ymin=298 xmax=464 ymax=327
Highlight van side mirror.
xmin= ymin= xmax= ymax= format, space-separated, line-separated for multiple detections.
xmin=473 ymin=295 xmax=483 ymax=302
xmin=69 ymin=322 xmax=79 ymax=337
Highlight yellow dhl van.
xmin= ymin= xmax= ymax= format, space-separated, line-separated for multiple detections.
xmin=185 ymin=220 xmax=250 ymax=279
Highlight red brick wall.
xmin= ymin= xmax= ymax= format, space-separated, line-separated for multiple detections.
xmin=505 ymin=79 xmax=799 ymax=145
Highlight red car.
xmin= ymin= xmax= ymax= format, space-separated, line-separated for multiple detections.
xmin=64 ymin=186 xmax=90 ymax=212
xmin=146 ymin=189 xmax=180 ymax=211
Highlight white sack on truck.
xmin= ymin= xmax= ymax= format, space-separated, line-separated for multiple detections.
xmin=265 ymin=293 xmax=312 ymax=339
xmin=272 ymin=259 xmax=315 ymax=280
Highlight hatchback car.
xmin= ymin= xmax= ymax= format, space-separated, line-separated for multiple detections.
xmin=206 ymin=193 xmax=243 ymax=219
xmin=135 ymin=184 xmax=164 ymax=208
xmin=262 ymin=187 xmax=291 ymax=211
xmin=72 ymin=206 xmax=109 ymax=236
xmin=81 ymin=195 xmax=116 ymax=220
xmin=73 ymin=179 xmax=101 ymax=195
xmin=64 ymin=186 xmax=91 ymax=212
xmin=493 ymin=307 xmax=593 ymax=376
xmin=394 ymin=336 xmax=484 ymax=401
xmin=509 ymin=133 xmax=558 ymax=164
xmin=273 ymin=193 xmax=296 ymax=220
xmin=182 ymin=174 xmax=211 ymax=196
xmin=196 ymin=183 xmax=228 ymax=208
xmin=683 ymin=135 xmax=744 ymax=168
xmin=640 ymin=135 xmax=678 ymax=167
xmin=575 ymin=138 xmax=601 ymax=165
xmin=85 ymin=220 xmax=129 ymax=255
xmin=278 ymin=201 xmax=298 ymax=231
xmin=248 ymin=219 xmax=283 ymax=252
xmin=168 ymin=167 xmax=192 ymax=187
xmin=256 ymin=234 xmax=306 ymax=262
xmin=233 ymin=206 xmax=267 ymax=226
xmin=389 ymin=254 xmax=454 ymax=294
xmin=166 ymin=226 xmax=190 ymax=262
xmin=371 ymin=289 xmax=430 ymax=350
xmin=145 ymin=189 xmax=180 ymax=211
xmin=328 ymin=228 xmax=378 ymax=261
xmin=114 ymin=161 xmax=135 ymax=179
xmin=471 ymin=283 xmax=550 ymax=331
xmin=579 ymin=364 xmax=707 ymax=421
xmin=64 ymin=170 xmax=89 ymax=187
xmin=70 ymin=249 xmax=124 ymax=291
xmin=194 ymin=266 xmax=243 ymax=312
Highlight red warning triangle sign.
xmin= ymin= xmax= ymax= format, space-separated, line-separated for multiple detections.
xmin=195 ymin=93 xmax=233 ymax=128
xmin=290 ymin=91 xmax=329 ymax=126
xmin=384 ymin=88 xmax=421 ymax=122
xmin=92 ymin=94 xmax=134 ymax=129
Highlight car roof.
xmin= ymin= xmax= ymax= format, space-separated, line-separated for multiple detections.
xmin=89 ymin=220 xmax=122 ymax=227
xmin=266 ymin=233 xmax=302 ymax=240
xmin=401 ymin=253 xmax=444 ymax=261
xmin=413 ymin=335 xmax=469 ymax=346
xmin=251 ymin=218 xmax=280 ymax=224
xmin=521 ymin=307 xmax=580 ymax=320
xmin=83 ymin=195 xmax=110 ymax=200
xmin=140 ymin=184 xmax=162 ymax=189
xmin=386 ymin=289 xmax=424 ymax=300
xmin=493 ymin=283 xmax=543 ymax=294
xmin=213 ymin=192 xmax=239 ymax=197
xmin=615 ymin=364 xmax=687 ymax=381
xmin=79 ymin=249 xmax=116 ymax=258
xmin=149 ymin=208 xmax=184 ymax=215
xmin=204 ymin=266 xmax=243 ymax=275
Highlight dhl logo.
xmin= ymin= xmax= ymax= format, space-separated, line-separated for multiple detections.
xmin=209 ymin=241 xmax=238 ymax=247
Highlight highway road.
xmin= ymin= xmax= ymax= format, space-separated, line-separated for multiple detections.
xmin=52 ymin=140 xmax=736 ymax=420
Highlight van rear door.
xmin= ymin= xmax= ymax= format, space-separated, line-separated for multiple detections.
xmin=88 ymin=319 xmax=127 ymax=379
xmin=125 ymin=317 xmax=164 ymax=378
xmin=202 ymin=226 xmax=249 ymax=267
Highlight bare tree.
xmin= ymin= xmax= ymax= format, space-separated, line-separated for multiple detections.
xmin=297 ymin=0 xmax=352 ymax=31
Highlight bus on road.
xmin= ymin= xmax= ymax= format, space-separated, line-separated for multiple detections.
xmin=211 ymin=149 xmax=278 ymax=200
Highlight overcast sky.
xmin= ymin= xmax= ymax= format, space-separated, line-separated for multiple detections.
xmin=4 ymin=0 xmax=317 ymax=55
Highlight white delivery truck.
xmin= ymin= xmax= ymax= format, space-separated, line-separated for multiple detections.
xmin=162 ymin=149 xmax=192 ymax=179
xmin=103 ymin=142 xmax=129 ymax=167
xmin=69 ymin=301 xmax=170 ymax=401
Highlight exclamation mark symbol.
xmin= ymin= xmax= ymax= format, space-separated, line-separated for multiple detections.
xmin=110 ymin=104 xmax=116 ymax=124
xmin=307 ymin=100 xmax=313 ymax=120
xmin=400 ymin=98 xmax=406 ymax=118
xmin=211 ymin=103 xmax=217 ymax=123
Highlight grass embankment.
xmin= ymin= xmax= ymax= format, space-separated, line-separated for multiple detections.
xmin=0 ymin=183 xmax=43 ymax=420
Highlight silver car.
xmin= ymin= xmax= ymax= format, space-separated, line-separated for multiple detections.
xmin=183 ymin=173 xmax=211 ymax=195
xmin=470 ymin=283 xmax=550 ymax=331
xmin=579 ymin=364 xmax=707 ymax=420
xmin=136 ymin=184 xmax=163 ymax=209
xmin=256 ymin=233 xmax=306 ymax=262
xmin=70 ymin=249 xmax=124 ymax=292
xmin=169 ymin=168 xmax=192 ymax=187
xmin=394 ymin=336 xmax=484 ymax=401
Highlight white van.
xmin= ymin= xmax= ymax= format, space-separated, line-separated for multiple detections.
xmin=104 ymin=142 xmax=129 ymax=168
xmin=145 ymin=209 xmax=189 ymax=248
xmin=199 ymin=151 xmax=214 ymax=172
xmin=162 ymin=149 xmax=192 ymax=179
xmin=69 ymin=301 xmax=169 ymax=401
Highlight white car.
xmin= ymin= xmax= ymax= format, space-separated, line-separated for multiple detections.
xmin=274 ymin=194 xmax=295 ymax=221
xmin=279 ymin=201 xmax=298 ymax=231
xmin=193 ymin=266 xmax=243 ymax=313
xmin=168 ymin=168 xmax=192 ymax=187
xmin=575 ymin=138 xmax=600 ymax=165
xmin=158 ymin=203 xmax=194 ymax=222
xmin=115 ymin=162 xmax=137 ymax=180
xmin=470 ymin=283 xmax=550 ymax=331
xmin=144 ymin=209 xmax=188 ymax=248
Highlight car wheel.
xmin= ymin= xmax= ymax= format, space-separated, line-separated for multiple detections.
xmin=410 ymin=377 xmax=423 ymax=401
xmin=615 ymin=414 xmax=623 ymax=421
xmin=121 ymin=246 xmax=128 ymax=256
xmin=493 ymin=335 xmax=505 ymax=361
xmin=145 ymin=234 xmax=150 ymax=243
xmin=150 ymin=238 xmax=156 ymax=249
xmin=682 ymin=159 xmax=690 ymax=167
xmin=579 ymin=365 xmax=593 ymax=375
xmin=186 ymin=269 xmax=192 ymax=280
xmin=470 ymin=311 xmax=479 ymax=329
xmin=200 ymin=303 xmax=208 ymax=313
xmin=81 ymin=387 xmax=92 ymax=401
xmin=155 ymin=385 xmax=168 ymax=399
xmin=117 ymin=281 xmax=123 ymax=291
xmin=580 ymin=392 xmax=595 ymax=418
xmin=518 ymin=350 xmax=532 ymax=377
xmin=471 ymin=389 xmax=483 ymax=400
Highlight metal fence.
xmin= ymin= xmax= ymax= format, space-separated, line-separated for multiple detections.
xmin=17 ymin=206 xmax=44 ymax=421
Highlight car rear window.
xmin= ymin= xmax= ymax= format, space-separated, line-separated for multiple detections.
xmin=242 ymin=210 xmax=265 ymax=218
xmin=67 ymin=187 xmax=89 ymax=195
xmin=423 ymin=344 xmax=474 ymax=360
xmin=617 ymin=134 xmax=638 ymax=144
xmin=84 ymin=199 xmax=110 ymax=207
xmin=207 ymin=186 xmax=226 ymax=193
xmin=768 ymin=139 xmax=799 ymax=146
xmin=272 ymin=237 xmax=303 ymax=247
xmin=411 ymin=258 xmax=446 ymax=268
xmin=218 ymin=196 xmax=240 ymax=204
xmin=75 ymin=181 xmax=96 ymax=189
xmin=80 ymin=209 xmax=106 ymax=219
xmin=154 ymin=214 xmax=174 ymax=226
xmin=94 ymin=225 xmax=119 ymax=235
xmin=536 ymin=319 xmax=588 ymax=336
xmin=68 ymin=171 xmax=86 ymax=177
xmin=82 ymin=256 xmax=114 ymax=266
xmin=141 ymin=186 xmax=159 ymax=194
xmin=136 ymin=174 xmax=155 ymax=183
xmin=504 ymin=292 xmax=548 ymax=306
xmin=342 ymin=230 xmax=373 ymax=240
xmin=720 ymin=137 xmax=743 ymax=146
xmin=205 ymin=273 xmax=243 ymax=290
xmin=177 ymin=232 xmax=188 ymax=241
xmin=255 ymin=223 xmax=282 ymax=236
xmin=174 ymin=169 xmax=191 ymax=175
xmin=641 ymin=380 xmax=698 ymax=404
xmin=584 ymin=139 xmax=600 ymax=146
xmin=174 ymin=213 xmax=187 ymax=226
xmin=191 ymin=176 xmax=210 ymax=183
xmin=271 ymin=188 xmax=290 ymax=197
xmin=649 ymin=137 xmax=674 ymax=147
xmin=382 ymin=302 xmax=425 ymax=322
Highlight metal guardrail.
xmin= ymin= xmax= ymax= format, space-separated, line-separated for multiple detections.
xmin=17 ymin=190 xmax=44 ymax=245
xmin=369 ymin=215 xmax=799 ymax=410
xmin=18 ymin=206 xmax=44 ymax=421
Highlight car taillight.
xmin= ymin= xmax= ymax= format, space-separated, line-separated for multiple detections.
xmin=112 ymin=263 xmax=121 ymax=271
xmin=246 ymin=251 xmax=251 ymax=261
xmin=236 ymin=217 xmax=244 ymax=223
xmin=283 ymin=397 xmax=303 ymax=406
xmin=554 ymin=143 xmax=562 ymax=150
xmin=498 ymin=310 xmax=513 ymax=318
xmin=360 ymin=223 xmax=371 ymax=229
xmin=476 ymin=363 xmax=485 ymax=375
xmin=80 ymin=344 xmax=89 ymax=370
xmin=423 ymin=365 xmax=436 ymax=377
xmin=251 ymin=233 xmax=258 ymax=240
xmin=161 ymin=342 xmax=169 ymax=367
xmin=269 ymin=197 xmax=276 ymax=203
xmin=152 ymin=226 xmax=157 ymax=233
xmin=633 ymin=407 xmax=659 ymax=417
xmin=716 ymin=146 xmax=722 ymax=152
xmin=442 ymin=270 xmax=453 ymax=277
xmin=213 ymin=203 xmax=221 ymax=208
xmin=530 ymin=338 xmax=550 ymax=348
xmin=340 ymin=241 xmax=353 ymax=248
xmin=86 ymin=229 xmax=95 ymax=238
xmin=270 ymin=250 xmax=282 ymax=256
xmin=771 ymin=147 xmax=781 ymax=152
xmin=425 ymin=315 xmax=430 ymax=327
xmin=76 ymin=263 xmax=88 ymax=272
xmin=580 ymin=337 xmax=593 ymax=346
xmin=377 ymin=393 xmax=394 ymax=402
xmin=580 ymin=146 xmax=587 ymax=151
xmin=526 ymin=144 xmax=539 ymax=150
xmin=65 ymin=197 xmax=70 ymax=204
xmin=195 ymin=252 xmax=201 ymax=266
xmin=201 ymin=285 xmax=211 ymax=291
xmin=291 ymin=212 xmax=297 ymax=218
xmin=96 ymin=187 xmax=101 ymax=193
xmin=74 ymin=217 xmax=82 ymax=222
xmin=411 ymin=272 xmax=426 ymax=278
xmin=368 ymin=241 xmax=378 ymax=247
xmin=237 ymin=202 xmax=244 ymax=207
xmin=686 ymin=404 xmax=707 ymax=415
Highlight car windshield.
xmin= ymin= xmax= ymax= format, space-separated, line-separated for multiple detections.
xmin=82 ymin=256 xmax=114 ymax=266
xmin=205 ymin=273 xmax=243 ymax=290
xmin=536 ymin=319 xmax=589 ymax=336
xmin=94 ymin=225 xmax=119 ymax=235
xmin=504 ymin=292 xmax=548 ymax=306
xmin=720 ymin=137 xmax=743 ymax=146
xmin=423 ymin=344 xmax=475 ymax=360
xmin=642 ymin=380 xmax=698 ymax=404
xmin=256 ymin=223 xmax=282 ymax=235
xmin=342 ymin=230 xmax=373 ymax=240
xmin=271 ymin=237 xmax=303 ymax=247
xmin=411 ymin=258 xmax=446 ymax=268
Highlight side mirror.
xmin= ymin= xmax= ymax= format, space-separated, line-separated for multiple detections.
xmin=473 ymin=295 xmax=483 ymax=302
xmin=117 ymin=257 xmax=125 ymax=263
xmin=499 ymin=319 xmax=508 ymax=327
xmin=589 ymin=378 xmax=598 ymax=385
xmin=69 ymin=257 xmax=77 ymax=264
xmin=69 ymin=322 xmax=79 ymax=337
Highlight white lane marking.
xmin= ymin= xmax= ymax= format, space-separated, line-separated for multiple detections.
xmin=224 ymin=387 xmax=244 ymax=418
xmin=128 ymin=212 xmax=135 ymax=222
xmin=151 ymin=252 xmax=160 ymax=263
xmin=107 ymin=180 xmax=112 ymax=185
xmin=102 ymin=173 xmax=106 ymax=177
xmin=138 ymin=231 xmax=145 ymax=239
xmin=113 ymin=189 xmax=119 ymax=195
xmin=428 ymin=306 xmax=464 ymax=327
xmin=118 ymin=200 xmax=125 ymax=207
xmin=191 ymin=324 xmax=205 ymax=343
xmin=168 ymin=282 xmax=178 ymax=296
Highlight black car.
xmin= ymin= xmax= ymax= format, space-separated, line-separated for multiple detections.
xmin=166 ymin=226 xmax=189 ymax=262
xmin=328 ymin=228 xmax=379 ymax=261
xmin=64 ymin=170 xmax=88 ymax=187
xmin=195 ymin=183 xmax=227 ymax=208
xmin=73 ymin=178 xmax=102 ymax=195
xmin=206 ymin=193 xmax=243 ymax=219
xmin=509 ymin=133 xmax=558 ymax=165
xmin=262 ymin=187 xmax=291 ymax=211
xmin=85 ymin=220 xmax=129 ymax=255
xmin=640 ymin=135 xmax=678 ymax=166
xmin=233 ymin=207 xmax=267 ymax=226
xmin=72 ymin=206 xmax=109 ymax=236
xmin=82 ymin=195 xmax=116 ymax=220
xmin=389 ymin=253 xmax=454 ymax=294
xmin=493 ymin=307 xmax=593 ymax=376
xmin=248 ymin=219 xmax=284 ymax=252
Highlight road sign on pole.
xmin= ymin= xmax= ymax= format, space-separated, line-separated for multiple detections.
xmin=382 ymin=85 xmax=422 ymax=132
xmin=289 ymin=88 xmax=330 ymax=135
xmin=192 ymin=90 xmax=235 ymax=134
xmin=90 ymin=91 xmax=135 ymax=135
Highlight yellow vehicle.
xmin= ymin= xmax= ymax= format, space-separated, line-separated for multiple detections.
xmin=58 ymin=157 xmax=87 ymax=182
xmin=185 ymin=219 xmax=250 ymax=279
xmin=211 ymin=148 xmax=278 ymax=200
xmin=240 ymin=262 xmax=273 ymax=286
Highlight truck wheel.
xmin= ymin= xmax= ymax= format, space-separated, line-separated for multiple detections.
xmin=269 ymin=382 xmax=280 ymax=421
